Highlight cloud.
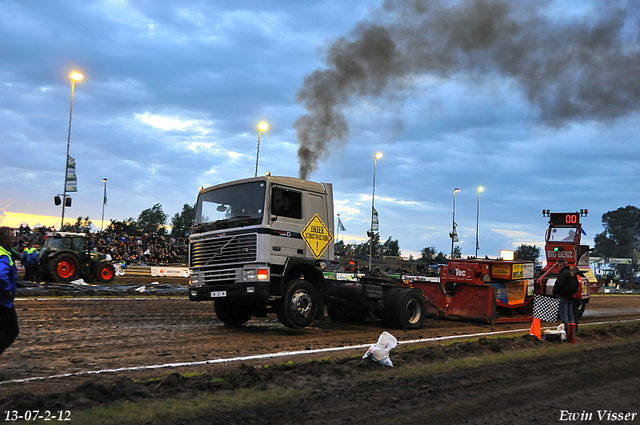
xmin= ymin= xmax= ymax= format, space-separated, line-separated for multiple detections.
xmin=134 ymin=112 xmax=211 ymax=134
xmin=0 ymin=0 xmax=638 ymax=258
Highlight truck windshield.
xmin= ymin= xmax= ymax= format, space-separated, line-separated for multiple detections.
xmin=194 ymin=181 xmax=265 ymax=230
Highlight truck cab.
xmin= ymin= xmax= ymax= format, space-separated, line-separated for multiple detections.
xmin=188 ymin=175 xmax=334 ymax=328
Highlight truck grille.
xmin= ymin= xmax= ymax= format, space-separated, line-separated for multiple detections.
xmin=190 ymin=233 xmax=257 ymax=268
xmin=202 ymin=268 xmax=238 ymax=283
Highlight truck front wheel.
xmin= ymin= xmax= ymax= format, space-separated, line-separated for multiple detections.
xmin=277 ymin=279 xmax=318 ymax=329
xmin=214 ymin=299 xmax=252 ymax=326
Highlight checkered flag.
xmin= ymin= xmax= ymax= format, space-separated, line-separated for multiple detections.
xmin=533 ymin=295 xmax=560 ymax=322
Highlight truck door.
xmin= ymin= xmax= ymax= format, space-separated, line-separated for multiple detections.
xmin=306 ymin=193 xmax=327 ymax=224
xmin=270 ymin=186 xmax=305 ymax=259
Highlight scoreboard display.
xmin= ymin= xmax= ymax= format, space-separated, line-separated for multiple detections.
xmin=550 ymin=212 xmax=580 ymax=226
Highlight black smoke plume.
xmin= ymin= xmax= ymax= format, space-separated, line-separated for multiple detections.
xmin=295 ymin=0 xmax=640 ymax=179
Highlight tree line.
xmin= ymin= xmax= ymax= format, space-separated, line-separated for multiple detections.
xmin=62 ymin=204 xmax=639 ymax=274
xmin=62 ymin=203 xmax=195 ymax=239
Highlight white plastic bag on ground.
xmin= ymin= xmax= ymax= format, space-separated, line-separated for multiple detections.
xmin=557 ymin=323 xmax=567 ymax=341
xmin=70 ymin=278 xmax=87 ymax=286
xmin=543 ymin=323 xmax=566 ymax=341
xmin=362 ymin=331 xmax=398 ymax=367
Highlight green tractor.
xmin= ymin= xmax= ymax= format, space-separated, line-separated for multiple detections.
xmin=39 ymin=232 xmax=115 ymax=284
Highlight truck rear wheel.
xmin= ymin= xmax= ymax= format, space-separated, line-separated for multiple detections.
xmin=389 ymin=289 xmax=427 ymax=330
xmin=381 ymin=287 xmax=404 ymax=326
xmin=277 ymin=279 xmax=318 ymax=329
xmin=48 ymin=253 xmax=80 ymax=283
xmin=214 ymin=299 xmax=252 ymax=326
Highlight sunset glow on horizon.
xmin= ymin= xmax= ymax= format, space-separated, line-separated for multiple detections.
xmin=0 ymin=211 xmax=60 ymax=230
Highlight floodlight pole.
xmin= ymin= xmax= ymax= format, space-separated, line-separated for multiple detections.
xmin=61 ymin=73 xmax=82 ymax=229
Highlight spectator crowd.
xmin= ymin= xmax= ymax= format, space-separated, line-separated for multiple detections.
xmin=91 ymin=232 xmax=188 ymax=265
xmin=13 ymin=226 xmax=188 ymax=266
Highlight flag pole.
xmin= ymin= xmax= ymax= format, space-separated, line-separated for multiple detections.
xmin=101 ymin=178 xmax=107 ymax=232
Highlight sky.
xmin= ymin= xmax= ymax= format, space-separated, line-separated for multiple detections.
xmin=1 ymin=0 xmax=639 ymax=261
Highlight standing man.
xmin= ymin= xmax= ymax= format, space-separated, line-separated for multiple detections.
xmin=21 ymin=240 xmax=40 ymax=282
xmin=553 ymin=258 xmax=578 ymax=337
xmin=0 ymin=227 xmax=19 ymax=356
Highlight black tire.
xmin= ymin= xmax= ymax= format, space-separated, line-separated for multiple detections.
xmin=276 ymin=279 xmax=318 ymax=329
xmin=381 ymin=287 xmax=404 ymax=326
xmin=389 ymin=289 xmax=427 ymax=330
xmin=47 ymin=253 xmax=80 ymax=283
xmin=573 ymin=300 xmax=586 ymax=319
xmin=96 ymin=262 xmax=116 ymax=283
xmin=214 ymin=299 xmax=252 ymax=326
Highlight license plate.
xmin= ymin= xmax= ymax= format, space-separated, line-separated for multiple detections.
xmin=211 ymin=291 xmax=227 ymax=298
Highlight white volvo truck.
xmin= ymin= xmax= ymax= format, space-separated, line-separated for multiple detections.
xmin=188 ymin=175 xmax=426 ymax=329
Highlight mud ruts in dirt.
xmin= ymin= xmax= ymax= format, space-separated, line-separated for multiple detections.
xmin=2 ymin=322 xmax=640 ymax=424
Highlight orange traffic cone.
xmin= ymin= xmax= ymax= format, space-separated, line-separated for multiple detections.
xmin=529 ymin=318 xmax=541 ymax=340
xmin=567 ymin=323 xmax=576 ymax=344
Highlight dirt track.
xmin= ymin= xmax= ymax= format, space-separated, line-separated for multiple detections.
xmin=1 ymin=293 xmax=640 ymax=424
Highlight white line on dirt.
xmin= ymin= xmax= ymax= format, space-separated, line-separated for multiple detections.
xmin=2 ymin=318 xmax=639 ymax=386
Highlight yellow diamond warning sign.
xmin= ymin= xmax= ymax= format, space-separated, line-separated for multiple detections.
xmin=302 ymin=214 xmax=333 ymax=259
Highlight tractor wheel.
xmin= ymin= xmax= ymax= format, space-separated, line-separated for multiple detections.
xmin=96 ymin=262 xmax=116 ymax=283
xmin=573 ymin=300 xmax=586 ymax=319
xmin=276 ymin=279 xmax=318 ymax=329
xmin=389 ymin=289 xmax=427 ymax=330
xmin=48 ymin=254 xmax=80 ymax=283
xmin=214 ymin=299 xmax=252 ymax=326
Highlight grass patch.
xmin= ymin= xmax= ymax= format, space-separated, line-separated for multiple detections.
xmin=134 ymin=370 xmax=208 ymax=385
xmin=65 ymin=387 xmax=307 ymax=425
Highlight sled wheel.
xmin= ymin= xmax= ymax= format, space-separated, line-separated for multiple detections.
xmin=390 ymin=289 xmax=427 ymax=330
xmin=276 ymin=279 xmax=318 ymax=329
xmin=214 ymin=299 xmax=252 ymax=326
